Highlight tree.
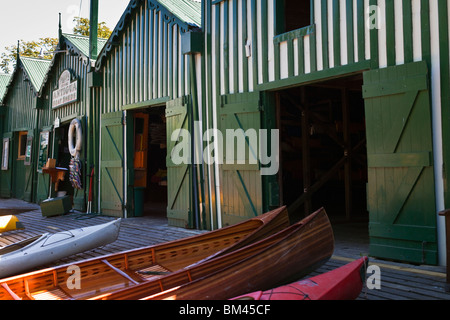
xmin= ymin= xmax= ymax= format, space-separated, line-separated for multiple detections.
xmin=0 ymin=38 xmax=58 ymax=73
xmin=72 ymin=17 xmax=112 ymax=39
xmin=0 ymin=17 xmax=112 ymax=73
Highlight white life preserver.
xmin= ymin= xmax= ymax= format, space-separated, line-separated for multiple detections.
xmin=68 ymin=118 xmax=82 ymax=157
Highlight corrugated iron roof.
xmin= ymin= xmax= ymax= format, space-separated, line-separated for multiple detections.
xmin=63 ymin=33 xmax=108 ymax=58
xmin=19 ymin=57 xmax=52 ymax=92
xmin=0 ymin=73 xmax=12 ymax=102
xmin=157 ymin=0 xmax=202 ymax=27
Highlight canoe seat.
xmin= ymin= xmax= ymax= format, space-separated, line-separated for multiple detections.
xmin=32 ymin=288 xmax=72 ymax=300
xmin=135 ymin=264 xmax=171 ymax=281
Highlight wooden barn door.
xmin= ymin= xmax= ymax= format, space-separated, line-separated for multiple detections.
xmin=363 ymin=61 xmax=437 ymax=265
xmin=166 ymin=97 xmax=192 ymax=228
xmin=219 ymin=92 xmax=263 ymax=226
xmin=100 ymin=112 xmax=127 ymax=218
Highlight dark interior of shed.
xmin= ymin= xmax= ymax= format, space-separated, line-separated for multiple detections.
xmin=133 ymin=106 xmax=167 ymax=219
xmin=55 ymin=123 xmax=75 ymax=200
xmin=281 ymin=0 xmax=311 ymax=33
xmin=276 ymin=74 xmax=368 ymax=222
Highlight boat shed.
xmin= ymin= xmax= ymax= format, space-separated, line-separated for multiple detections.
xmin=92 ymin=0 xmax=205 ymax=228
xmin=199 ymin=0 xmax=450 ymax=266
xmin=0 ymin=73 xmax=11 ymax=104
xmin=0 ymin=73 xmax=12 ymax=139
xmin=34 ymin=29 xmax=107 ymax=211
xmin=2 ymin=0 xmax=449 ymax=269
xmin=0 ymin=56 xmax=51 ymax=202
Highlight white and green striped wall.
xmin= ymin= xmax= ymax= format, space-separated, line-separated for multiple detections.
xmin=202 ymin=0 xmax=450 ymax=263
xmin=96 ymin=0 xmax=199 ymax=114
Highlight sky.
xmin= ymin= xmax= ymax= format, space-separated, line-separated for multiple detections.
xmin=0 ymin=0 xmax=130 ymax=57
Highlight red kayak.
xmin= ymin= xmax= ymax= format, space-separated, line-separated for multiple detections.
xmin=232 ymin=257 xmax=368 ymax=300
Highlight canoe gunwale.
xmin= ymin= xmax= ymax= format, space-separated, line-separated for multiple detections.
xmin=97 ymin=207 xmax=334 ymax=300
xmin=0 ymin=206 xmax=289 ymax=300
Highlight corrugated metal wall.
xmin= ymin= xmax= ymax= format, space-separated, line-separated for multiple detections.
xmin=39 ymin=54 xmax=90 ymax=127
xmin=100 ymin=0 xmax=192 ymax=114
xmin=2 ymin=69 xmax=38 ymax=132
xmin=36 ymin=43 xmax=91 ymax=208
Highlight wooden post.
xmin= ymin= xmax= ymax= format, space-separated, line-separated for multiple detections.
xmin=438 ymin=209 xmax=450 ymax=292
xmin=301 ymin=87 xmax=311 ymax=215
xmin=342 ymin=88 xmax=352 ymax=220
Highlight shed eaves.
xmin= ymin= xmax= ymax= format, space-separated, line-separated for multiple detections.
xmin=0 ymin=73 xmax=12 ymax=103
xmin=19 ymin=57 xmax=52 ymax=92
xmin=157 ymin=0 xmax=202 ymax=27
xmin=63 ymin=33 xmax=108 ymax=58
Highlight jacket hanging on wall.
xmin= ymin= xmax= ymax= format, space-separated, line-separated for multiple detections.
xmin=69 ymin=157 xmax=82 ymax=190
xmin=68 ymin=118 xmax=83 ymax=190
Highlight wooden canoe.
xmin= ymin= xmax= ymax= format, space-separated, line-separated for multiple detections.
xmin=99 ymin=207 xmax=334 ymax=300
xmin=0 ymin=206 xmax=289 ymax=300
xmin=0 ymin=215 xmax=24 ymax=233
xmin=231 ymin=257 xmax=368 ymax=300
xmin=0 ymin=219 xmax=121 ymax=279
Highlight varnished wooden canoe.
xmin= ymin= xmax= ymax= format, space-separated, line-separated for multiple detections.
xmin=0 ymin=219 xmax=121 ymax=279
xmin=0 ymin=206 xmax=289 ymax=300
xmin=98 ymin=207 xmax=334 ymax=300
xmin=231 ymin=257 xmax=368 ymax=300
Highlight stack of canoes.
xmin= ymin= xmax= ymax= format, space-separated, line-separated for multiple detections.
xmin=0 ymin=206 xmax=365 ymax=300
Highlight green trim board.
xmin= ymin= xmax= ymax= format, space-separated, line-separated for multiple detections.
xmin=121 ymin=97 xmax=170 ymax=110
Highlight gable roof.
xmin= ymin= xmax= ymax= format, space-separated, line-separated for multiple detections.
xmin=37 ymin=33 xmax=108 ymax=95
xmin=20 ymin=57 xmax=52 ymax=92
xmin=95 ymin=0 xmax=202 ymax=71
xmin=157 ymin=0 xmax=202 ymax=27
xmin=0 ymin=73 xmax=12 ymax=104
xmin=1 ymin=56 xmax=52 ymax=105
xmin=63 ymin=33 xmax=108 ymax=59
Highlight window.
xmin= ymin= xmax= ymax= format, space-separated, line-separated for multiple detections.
xmin=17 ymin=131 xmax=28 ymax=160
xmin=277 ymin=0 xmax=311 ymax=34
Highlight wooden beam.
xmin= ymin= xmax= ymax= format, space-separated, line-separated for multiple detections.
xmin=342 ymin=88 xmax=352 ymax=220
xmin=288 ymin=138 xmax=365 ymax=215
xmin=301 ymin=87 xmax=312 ymax=215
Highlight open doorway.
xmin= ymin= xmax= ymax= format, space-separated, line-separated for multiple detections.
xmin=276 ymin=74 xmax=367 ymax=223
xmin=55 ymin=123 xmax=75 ymax=201
xmin=133 ymin=106 xmax=168 ymax=219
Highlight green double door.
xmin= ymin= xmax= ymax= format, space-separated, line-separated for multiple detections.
xmin=364 ymin=61 xmax=438 ymax=265
xmin=100 ymin=97 xmax=192 ymax=227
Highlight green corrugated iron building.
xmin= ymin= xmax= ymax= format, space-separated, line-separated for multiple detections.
xmin=0 ymin=73 xmax=12 ymax=141
xmin=0 ymin=56 xmax=51 ymax=201
xmin=0 ymin=25 xmax=107 ymax=210
xmin=34 ymin=31 xmax=107 ymax=210
xmin=92 ymin=0 xmax=203 ymax=227
xmin=2 ymin=0 xmax=450 ymax=267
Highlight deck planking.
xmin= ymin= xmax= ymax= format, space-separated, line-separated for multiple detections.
xmin=1 ymin=199 xmax=450 ymax=300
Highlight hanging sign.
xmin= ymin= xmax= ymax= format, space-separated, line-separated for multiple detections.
xmin=52 ymin=70 xmax=78 ymax=109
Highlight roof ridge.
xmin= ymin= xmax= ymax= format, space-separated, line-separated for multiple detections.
xmin=20 ymin=56 xmax=52 ymax=63
xmin=63 ymin=32 xmax=109 ymax=41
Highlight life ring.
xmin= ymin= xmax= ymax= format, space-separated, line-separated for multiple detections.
xmin=68 ymin=118 xmax=82 ymax=157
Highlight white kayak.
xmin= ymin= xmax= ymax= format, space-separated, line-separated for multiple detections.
xmin=0 ymin=219 xmax=121 ymax=279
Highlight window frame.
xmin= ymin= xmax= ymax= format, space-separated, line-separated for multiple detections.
xmin=17 ymin=131 xmax=28 ymax=161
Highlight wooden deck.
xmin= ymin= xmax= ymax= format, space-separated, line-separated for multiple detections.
xmin=1 ymin=199 xmax=450 ymax=300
